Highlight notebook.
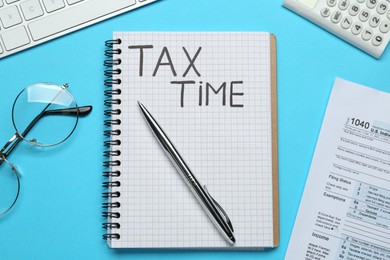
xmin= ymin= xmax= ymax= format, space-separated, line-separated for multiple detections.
xmin=102 ymin=32 xmax=279 ymax=249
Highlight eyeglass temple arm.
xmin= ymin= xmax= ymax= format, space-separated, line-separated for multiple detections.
xmin=0 ymin=105 xmax=93 ymax=160
xmin=42 ymin=106 xmax=92 ymax=117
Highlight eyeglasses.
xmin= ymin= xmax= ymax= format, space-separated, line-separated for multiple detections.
xmin=0 ymin=82 xmax=92 ymax=216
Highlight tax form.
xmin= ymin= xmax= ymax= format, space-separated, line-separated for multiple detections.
xmin=286 ymin=78 xmax=390 ymax=260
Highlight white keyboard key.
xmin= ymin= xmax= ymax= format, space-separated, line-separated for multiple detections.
xmin=0 ymin=43 xmax=3 ymax=54
xmin=362 ymin=27 xmax=373 ymax=40
xmin=0 ymin=0 xmax=3 ymax=7
xmin=0 ymin=5 xmax=22 ymax=28
xmin=28 ymin=0 xmax=136 ymax=41
xmin=388 ymin=9 xmax=390 ymax=19
xmin=6 ymin=0 xmax=19 ymax=3
xmin=42 ymin=0 xmax=65 ymax=13
xmin=366 ymin=0 xmax=378 ymax=9
xmin=357 ymin=0 xmax=365 ymax=2
xmin=379 ymin=20 xmax=390 ymax=33
xmin=1 ymin=25 xmax=30 ymax=50
xmin=377 ymin=1 xmax=388 ymax=14
xmin=20 ymin=0 xmax=44 ymax=21
xmin=67 ymin=0 xmax=83 ymax=5
xmin=372 ymin=34 xmax=384 ymax=45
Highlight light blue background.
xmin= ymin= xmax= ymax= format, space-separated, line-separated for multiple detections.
xmin=0 ymin=0 xmax=389 ymax=259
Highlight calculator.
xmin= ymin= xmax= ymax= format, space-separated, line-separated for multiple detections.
xmin=283 ymin=0 xmax=390 ymax=59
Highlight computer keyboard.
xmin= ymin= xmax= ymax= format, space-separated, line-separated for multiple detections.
xmin=0 ymin=0 xmax=156 ymax=59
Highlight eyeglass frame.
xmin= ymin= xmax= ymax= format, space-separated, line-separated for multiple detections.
xmin=0 ymin=82 xmax=92 ymax=216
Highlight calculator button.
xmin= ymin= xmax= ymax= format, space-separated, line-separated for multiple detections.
xmin=359 ymin=9 xmax=370 ymax=22
xmin=356 ymin=0 xmax=365 ymax=2
xmin=377 ymin=1 xmax=388 ymax=14
xmin=331 ymin=10 xmax=343 ymax=23
xmin=388 ymin=9 xmax=390 ymax=19
xmin=379 ymin=20 xmax=390 ymax=33
xmin=369 ymin=14 xmax=381 ymax=27
xmin=352 ymin=22 xmax=363 ymax=34
xmin=339 ymin=0 xmax=350 ymax=10
xmin=321 ymin=7 xmax=331 ymax=17
xmin=366 ymin=0 xmax=377 ymax=9
xmin=42 ymin=0 xmax=65 ymax=13
xmin=341 ymin=16 xmax=353 ymax=28
xmin=362 ymin=27 xmax=373 ymax=40
xmin=327 ymin=0 xmax=337 ymax=7
xmin=349 ymin=4 xmax=360 ymax=16
xmin=67 ymin=0 xmax=83 ymax=4
xmin=372 ymin=34 xmax=383 ymax=45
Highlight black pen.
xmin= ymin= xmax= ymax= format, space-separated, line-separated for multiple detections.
xmin=138 ymin=101 xmax=235 ymax=245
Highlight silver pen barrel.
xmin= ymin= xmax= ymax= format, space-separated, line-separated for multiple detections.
xmin=138 ymin=101 xmax=235 ymax=245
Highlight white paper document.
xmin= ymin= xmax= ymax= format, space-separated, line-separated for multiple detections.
xmin=286 ymin=78 xmax=390 ymax=260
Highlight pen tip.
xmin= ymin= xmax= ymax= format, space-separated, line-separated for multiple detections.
xmin=137 ymin=101 xmax=145 ymax=110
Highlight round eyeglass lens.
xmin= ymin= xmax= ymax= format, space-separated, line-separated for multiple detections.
xmin=12 ymin=83 xmax=79 ymax=147
xmin=0 ymin=158 xmax=20 ymax=216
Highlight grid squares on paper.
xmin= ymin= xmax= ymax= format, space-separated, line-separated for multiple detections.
xmin=109 ymin=32 xmax=274 ymax=248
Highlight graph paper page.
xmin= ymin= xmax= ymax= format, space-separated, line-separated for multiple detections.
xmin=109 ymin=32 xmax=274 ymax=248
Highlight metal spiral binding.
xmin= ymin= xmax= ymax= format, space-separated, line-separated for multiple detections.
xmin=102 ymin=38 xmax=122 ymax=241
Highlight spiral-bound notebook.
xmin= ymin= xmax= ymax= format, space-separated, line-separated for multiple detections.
xmin=103 ymin=32 xmax=279 ymax=249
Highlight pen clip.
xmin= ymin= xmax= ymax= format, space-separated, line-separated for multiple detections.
xmin=203 ymin=185 xmax=234 ymax=233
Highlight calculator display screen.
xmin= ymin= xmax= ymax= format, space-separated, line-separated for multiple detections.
xmin=297 ymin=0 xmax=318 ymax=9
